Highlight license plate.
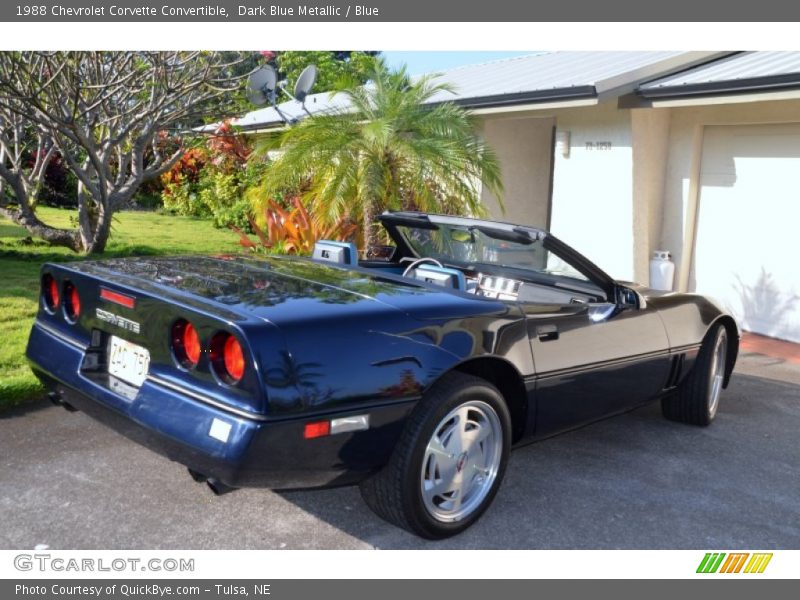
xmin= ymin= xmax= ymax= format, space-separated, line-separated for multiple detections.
xmin=107 ymin=335 xmax=150 ymax=388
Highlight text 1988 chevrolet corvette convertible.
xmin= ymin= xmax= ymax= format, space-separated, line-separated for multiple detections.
xmin=27 ymin=212 xmax=738 ymax=538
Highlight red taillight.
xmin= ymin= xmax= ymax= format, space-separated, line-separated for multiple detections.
xmin=184 ymin=324 xmax=201 ymax=364
xmin=64 ymin=282 xmax=81 ymax=321
xmin=304 ymin=421 xmax=330 ymax=439
xmin=172 ymin=319 xmax=201 ymax=368
xmin=211 ymin=332 xmax=246 ymax=384
xmin=223 ymin=335 xmax=245 ymax=382
xmin=43 ymin=274 xmax=60 ymax=311
xmin=50 ymin=278 xmax=60 ymax=307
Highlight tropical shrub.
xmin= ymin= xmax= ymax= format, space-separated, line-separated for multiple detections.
xmin=160 ymin=123 xmax=266 ymax=228
xmin=233 ymin=196 xmax=357 ymax=256
xmin=161 ymin=147 xmax=211 ymax=216
xmin=161 ymin=147 xmax=208 ymax=189
xmin=250 ymin=59 xmax=503 ymax=249
xmin=198 ymin=172 xmax=252 ymax=230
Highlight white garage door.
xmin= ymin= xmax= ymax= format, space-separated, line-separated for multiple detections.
xmin=693 ymin=124 xmax=800 ymax=343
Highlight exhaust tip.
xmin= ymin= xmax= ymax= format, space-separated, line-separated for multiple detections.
xmin=48 ymin=391 xmax=78 ymax=412
xmin=187 ymin=468 xmax=207 ymax=483
xmin=206 ymin=478 xmax=237 ymax=496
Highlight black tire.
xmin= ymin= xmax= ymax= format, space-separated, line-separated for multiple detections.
xmin=661 ymin=324 xmax=728 ymax=426
xmin=359 ymin=372 xmax=511 ymax=539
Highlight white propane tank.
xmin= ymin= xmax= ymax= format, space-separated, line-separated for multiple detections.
xmin=649 ymin=250 xmax=675 ymax=291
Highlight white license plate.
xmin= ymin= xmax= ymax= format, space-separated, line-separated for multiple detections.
xmin=107 ymin=335 xmax=150 ymax=388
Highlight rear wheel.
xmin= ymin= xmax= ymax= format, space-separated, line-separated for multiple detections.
xmin=662 ymin=324 xmax=728 ymax=426
xmin=359 ymin=372 xmax=511 ymax=539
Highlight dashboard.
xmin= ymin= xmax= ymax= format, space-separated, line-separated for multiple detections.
xmin=472 ymin=272 xmax=602 ymax=304
xmin=474 ymin=274 xmax=521 ymax=300
xmin=397 ymin=257 xmax=603 ymax=304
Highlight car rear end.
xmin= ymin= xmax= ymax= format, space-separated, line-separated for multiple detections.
xmin=26 ymin=260 xmax=398 ymax=490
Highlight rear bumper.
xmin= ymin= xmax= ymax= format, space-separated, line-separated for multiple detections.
xmin=26 ymin=322 xmax=415 ymax=490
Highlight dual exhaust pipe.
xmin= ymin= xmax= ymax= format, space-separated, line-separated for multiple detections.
xmin=50 ymin=390 xmax=236 ymax=497
xmin=188 ymin=468 xmax=237 ymax=496
xmin=49 ymin=391 xmax=79 ymax=412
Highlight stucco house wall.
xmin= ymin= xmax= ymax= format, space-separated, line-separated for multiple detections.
xmin=477 ymin=115 xmax=555 ymax=230
xmin=478 ymin=101 xmax=637 ymax=281
xmin=475 ymin=95 xmax=800 ymax=300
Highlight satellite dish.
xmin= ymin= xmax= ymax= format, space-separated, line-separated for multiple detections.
xmin=246 ymin=66 xmax=277 ymax=106
xmin=293 ymin=65 xmax=317 ymax=103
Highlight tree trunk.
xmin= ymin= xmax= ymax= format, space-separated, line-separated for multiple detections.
xmin=86 ymin=221 xmax=112 ymax=253
xmin=83 ymin=202 xmax=113 ymax=254
xmin=0 ymin=170 xmax=81 ymax=251
xmin=362 ymin=199 xmax=376 ymax=251
xmin=76 ymin=172 xmax=98 ymax=252
xmin=74 ymin=161 xmax=118 ymax=254
xmin=0 ymin=205 xmax=81 ymax=250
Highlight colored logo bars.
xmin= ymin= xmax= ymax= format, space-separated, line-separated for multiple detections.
xmin=697 ymin=552 xmax=773 ymax=574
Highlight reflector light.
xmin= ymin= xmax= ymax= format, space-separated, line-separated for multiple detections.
xmin=304 ymin=421 xmax=331 ymax=439
xmin=100 ymin=288 xmax=135 ymax=309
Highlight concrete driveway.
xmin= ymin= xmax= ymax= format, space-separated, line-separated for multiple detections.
xmin=1 ymin=352 xmax=798 ymax=550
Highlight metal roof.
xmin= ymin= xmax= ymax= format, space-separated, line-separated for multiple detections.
xmin=414 ymin=51 xmax=692 ymax=104
xmin=639 ymin=51 xmax=800 ymax=98
xmin=232 ymin=51 xmax=717 ymax=131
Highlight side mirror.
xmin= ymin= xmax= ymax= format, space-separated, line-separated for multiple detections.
xmin=588 ymin=303 xmax=617 ymax=322
xmin=616 ymin=285 xmax=645 ymax=309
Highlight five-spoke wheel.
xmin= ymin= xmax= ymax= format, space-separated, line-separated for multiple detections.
xmin=360 ymin=372 xmax=511 ymax=539
xmin=420 ymin=401 xmax=503 ymax=523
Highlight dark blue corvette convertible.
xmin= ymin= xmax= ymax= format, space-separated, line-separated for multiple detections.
xmin=27 ymin=212 xmax=739 ymax=538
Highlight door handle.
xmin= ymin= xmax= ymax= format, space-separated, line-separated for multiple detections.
xmin=537 ymin=325 xmax=559 ymax=342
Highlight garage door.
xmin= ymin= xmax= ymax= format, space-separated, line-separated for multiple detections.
xmin=692 ymin=124 xmax=800 ymax=343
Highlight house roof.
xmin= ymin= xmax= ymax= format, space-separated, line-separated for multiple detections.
xmin=231 ymin=51 xmax=722 ymax=132
xmin=638 ymin=51 xmax=800 ymax=98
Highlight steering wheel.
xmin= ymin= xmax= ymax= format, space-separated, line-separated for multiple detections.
xmin=402 ymin=257 xmax=444 ymax=277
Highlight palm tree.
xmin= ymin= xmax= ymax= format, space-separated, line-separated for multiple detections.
xmin=250 ymin=59 xmax=504 ymax=249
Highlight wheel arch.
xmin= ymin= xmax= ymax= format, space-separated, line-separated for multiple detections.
xmin=711 ymin=315 xmax=739 ymax=388
xmin=434 ymin=356 xmax=529 ymax=444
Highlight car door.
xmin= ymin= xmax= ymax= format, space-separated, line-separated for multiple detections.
xmin=520 ymin=237 xmax=671 ymax=438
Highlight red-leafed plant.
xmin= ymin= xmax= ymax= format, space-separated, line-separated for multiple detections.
xmin=232 ymin=196 xmax=357 ymax=256
xmin=160 ymin=147 xmax=208 ymax=189
xmin=207 ymin=120 xmax=251 ymax=170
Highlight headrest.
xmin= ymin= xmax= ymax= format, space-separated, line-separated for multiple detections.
xmin=312 ymin=241 xmax=358 ymax=266
xmin=412 ymin=265 xmax=466 ymax=290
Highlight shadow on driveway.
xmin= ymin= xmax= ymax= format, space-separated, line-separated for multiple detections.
xmin=1 ymin=368 xmax=798 ymax=550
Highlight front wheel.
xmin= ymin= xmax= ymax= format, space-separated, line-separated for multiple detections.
xmin=359 ymin=372 xmax=511 ymax=539
xmin=662 ymin=324 xmax=728 ymax=426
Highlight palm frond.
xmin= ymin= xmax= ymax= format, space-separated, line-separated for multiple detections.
xmin=248 ymin=61 xmax=505 ymax=242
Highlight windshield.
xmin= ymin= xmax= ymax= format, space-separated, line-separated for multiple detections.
xmin=396 ymin=224 xmax=589 ymax=282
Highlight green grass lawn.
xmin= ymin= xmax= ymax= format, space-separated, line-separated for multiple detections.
xmin=0 ymin=206 xmax=243 ymax=411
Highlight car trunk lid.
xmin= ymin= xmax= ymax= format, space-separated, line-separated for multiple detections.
xmin=67 ymin=255 xmax=504 ymax=324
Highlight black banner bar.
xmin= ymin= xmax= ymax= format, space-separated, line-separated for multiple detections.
xmin=2 ymin=0 xmax=800 ymax=22
xmin=2 ymin=580 xmax=797 ymax=600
